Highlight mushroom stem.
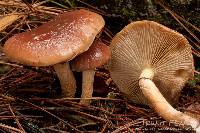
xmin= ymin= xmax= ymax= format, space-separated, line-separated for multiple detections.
xmin=139 ymin=68 xmax=200 ymax=132
xmin=80 ymin=69 xmax=95 ymax=105
xmin=53 ymin=62 xmax=76 ymax=97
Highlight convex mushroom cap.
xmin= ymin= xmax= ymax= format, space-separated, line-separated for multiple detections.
xmin=109 ymin=20 xmax=194 ymax=105
xmin=3 ymin=9 xmax=105 ymax=66
xmin=70 ymin=39 xmax=111 ymax=71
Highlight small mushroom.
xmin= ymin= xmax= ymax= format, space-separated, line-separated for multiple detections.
xmin=70 ymin=39 xmax=110 ymax=105
xmin=3 ymin=9 xmax=105 ymax=98
xmin=109 ymin=20 xmax=200 ymax=131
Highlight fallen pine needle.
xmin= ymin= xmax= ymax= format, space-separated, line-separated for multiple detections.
xmin=0 ymin=14 xmax=24 ymax=32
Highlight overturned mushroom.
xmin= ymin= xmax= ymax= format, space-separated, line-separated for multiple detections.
xmin=109 ymin=20 xmax=200 ymax=131
xmin=71 ymin=39 xmax=110 ymax=105
xmin=3 ymin=9 xmax=105 ymax=97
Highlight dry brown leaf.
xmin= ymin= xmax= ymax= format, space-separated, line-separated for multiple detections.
xmin=0 ymin=14 xmax=24 ymax=32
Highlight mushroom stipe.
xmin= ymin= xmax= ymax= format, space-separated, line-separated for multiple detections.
xmin=70 ymin=39 xmax=110 ymax=105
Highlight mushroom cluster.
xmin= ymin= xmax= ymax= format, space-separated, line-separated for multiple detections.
xmin=108 ymin=20 xmax=200 ymax=131
xmin=3 ymin=7 xmax=199 ymax=131
xmin=3 ymin=9 xmax=106 ymax=101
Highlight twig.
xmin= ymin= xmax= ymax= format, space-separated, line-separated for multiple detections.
xmin=194 ymin=70 xmax=200 ymax=75
xmin=155 ymin=0 xmax=200 ymax=44
xmin=0 ymin=61 xmax=23 ymax=68
xmin=8 ymin=105 xmax=25 ymax=133
xmin=0 ymin=122 xmax=24 ymax=133
xmin=0 ymin=94 xmax=82 ymax=133
xmin=77 ymin=0 xmax=106 ymax=15
xmin=111 ymin=119 xmax=143 ymax=133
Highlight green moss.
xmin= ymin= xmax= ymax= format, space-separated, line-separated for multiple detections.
xmin=187 ymin=74 xmax=200 ymax=87
xmin=0 ymin=65 xmax=10 ymax=74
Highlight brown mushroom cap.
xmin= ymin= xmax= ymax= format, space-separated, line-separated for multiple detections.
xmin=70 ymin=39 xmax=111 ymax=71
xmin=109 ymin=20 xmax=194 ymax=105
xmin=3 ymin=9 xmax=105 ymax=66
